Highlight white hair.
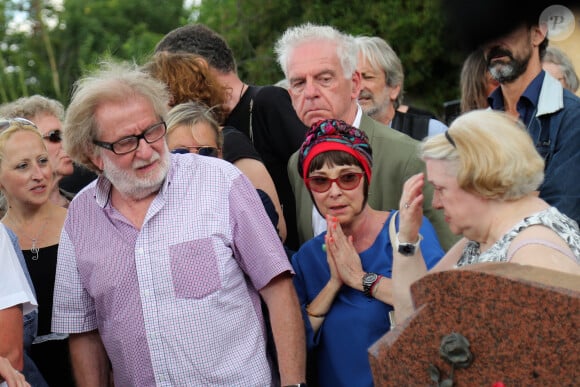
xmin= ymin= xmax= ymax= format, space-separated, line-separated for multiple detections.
xmin=275 ymin=23 xmax=358 ymax=79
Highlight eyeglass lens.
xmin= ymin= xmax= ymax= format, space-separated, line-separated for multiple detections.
xmin=43 ymin=130 xmax=62 ymax=143
xmin=170 ymin=147 xmax=219 ymax=157
xmin=307 ymin=173 xmax=363 ymax=192
xmin=198 ymin=147 xmax=219 ymax=157
xmin=170 ymin=148 xmax=190 ymax=155
xmin=113 ymin=122 xmax=166 ymax=154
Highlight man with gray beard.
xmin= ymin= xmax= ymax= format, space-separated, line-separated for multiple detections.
xmin=355 ymin=36 xmax=447 ymax=140
xmin=482 ymin=17 xmax=580 ymax=227
xmin=50 ymin=62 xmax=306 ymax=386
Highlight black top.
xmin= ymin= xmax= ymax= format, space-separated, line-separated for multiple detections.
xmin=222 ymin=126 xmax=262 ymax=164
xmin=23 ymin=244 xmax=59 ymax=336
xmin=404 ymin=105 xmax=437 ymax=120
xmin=391 ymin=110 xmax=431 ymax=141
xmin=226 ymin=85 xmax=308 ymax=250
xmin=59 ymin=164 xmax=97 ymax=194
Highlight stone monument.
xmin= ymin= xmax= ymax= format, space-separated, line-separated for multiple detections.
xmin=369 ymin=263 xmax=580 ymax=386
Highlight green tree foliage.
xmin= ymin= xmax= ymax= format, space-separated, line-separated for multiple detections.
xmin=0 ymin=0 xmax=186 ymax=104
xmin=56 ymin=0 xmax=186 ymax=100
xmin=1 ymin=0 xmax=463 ymax=114
xmin=194 ymin=0 xmax=463 ymax=116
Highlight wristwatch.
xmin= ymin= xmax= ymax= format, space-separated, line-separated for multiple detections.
xmin=362 ymin=272 xmax=379 ymax=297
xmin=395 ymin=233 xmax=423 ymax=256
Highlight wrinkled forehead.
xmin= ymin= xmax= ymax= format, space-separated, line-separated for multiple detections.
xmin=94 ymin=96 xmax=158 ymax=139
xmin=287 ymin=40 xmax=341 ymax=73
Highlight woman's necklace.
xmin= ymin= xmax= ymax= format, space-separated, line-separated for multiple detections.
xmin=13 ymin=219 xmax=49 ymax=261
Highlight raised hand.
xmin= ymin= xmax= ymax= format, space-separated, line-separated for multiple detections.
xmin=398 ymin=172 xmax=425 ymax=243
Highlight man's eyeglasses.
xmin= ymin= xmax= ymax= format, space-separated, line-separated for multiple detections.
xmin=0 ymin=117 xmax=38 ymax=132
xmin=305 ymin=172 xmax=364 ymax=193
xmin=42 ymin=130 xmax=62 ymax=143
xmin=93 ymin=121 xmax=167 ymax=155
xmin=170 ymin=146 xmax=219 ymax=158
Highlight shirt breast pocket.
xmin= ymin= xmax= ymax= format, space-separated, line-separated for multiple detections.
xmin=169 ymin=238 xmax=221 ymax=299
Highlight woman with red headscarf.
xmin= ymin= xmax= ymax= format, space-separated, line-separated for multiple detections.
xmin=291 ymin=119 xmax=444 ymax=386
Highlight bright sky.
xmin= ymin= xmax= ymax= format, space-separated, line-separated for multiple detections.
xmin=5 ymin=0 xmax=197 ymax=34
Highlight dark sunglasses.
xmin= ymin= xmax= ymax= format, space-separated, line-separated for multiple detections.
xmin=305 ymin=172 xmax=364 ymax=193
xmin=42 ymin=129 xmax=62 ymax=143
xmin=170 ymin=146 xmax=219 ymax=158
xmin=0 ymin=117 xmax=38 ymax=132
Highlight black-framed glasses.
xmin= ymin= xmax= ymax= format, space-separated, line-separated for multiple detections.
xmin=170 ymin=146 xmax=219 ymax=158
xmin=93 ymin=121 xmax=167 ymax=155
xmin=42 ymin=129 xmax=62 ymax=143
xmin=0 ymin=117 xmax=38 ymax=132
xmin=305 ymin=172 xmax=364 ymax=193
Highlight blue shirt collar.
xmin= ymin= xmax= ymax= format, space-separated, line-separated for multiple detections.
xmin=521 ymin=70 xmax=545 ymax=108
xmin=487 ymin=71 xmax=545 ymax=125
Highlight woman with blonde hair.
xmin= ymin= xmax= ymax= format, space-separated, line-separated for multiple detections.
xmin=0 ymin=120 xmax=74 ymax=386
xmin=0 ymin=96 xmax=74 ymax=208
xmin=393 ymin=109 xmax=580 ymax=323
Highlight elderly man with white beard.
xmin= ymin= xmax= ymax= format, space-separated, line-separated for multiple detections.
xmin=51 ymin=62 xmax=306 ymax=387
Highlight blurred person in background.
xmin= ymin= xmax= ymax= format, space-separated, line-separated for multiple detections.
xmin=355 ymin=36 xmax=447 ymax=140
xmin=542 ymin=46 xmax=579 ymax=93
xmin=460 ymin=49 xmax=499 ymax=113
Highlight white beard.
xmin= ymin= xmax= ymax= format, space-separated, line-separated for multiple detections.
xmin=102 ymin=145 xmax=170 ymax=200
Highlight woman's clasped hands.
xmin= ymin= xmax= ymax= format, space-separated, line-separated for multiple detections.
xmin=325 ymin=215 xmax=365 ymax=290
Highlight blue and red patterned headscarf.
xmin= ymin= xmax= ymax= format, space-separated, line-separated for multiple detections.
xmin=298 ymin=119 xmax=373 ymax=183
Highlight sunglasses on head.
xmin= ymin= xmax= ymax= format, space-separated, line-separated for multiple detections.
xmin=42 ymin=129 xmax=62 ymax=143
xmin=305 ymin=172 xmax=364 ymax=193
xmin=170 ymin=146 xmax=219 ymax=158
xmin=0 ymin=117 xmax=38 ymax=132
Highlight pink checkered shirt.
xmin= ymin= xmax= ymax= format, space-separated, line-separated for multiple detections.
xmin=52 ymin=154 xmax=292 ymax=386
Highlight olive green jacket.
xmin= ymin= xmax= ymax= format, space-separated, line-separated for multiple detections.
xmin=287 ymin=114 xmax=458 ymax=251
